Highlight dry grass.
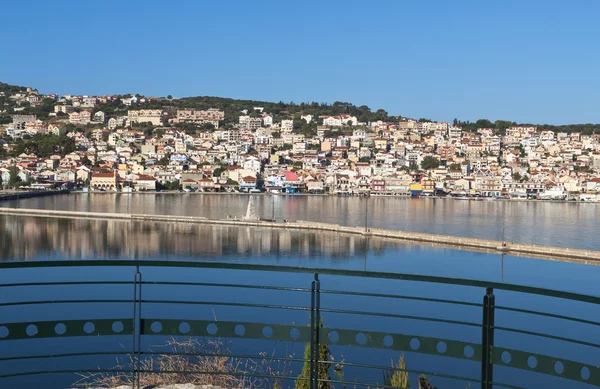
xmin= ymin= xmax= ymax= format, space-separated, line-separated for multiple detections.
xmin=73 ymin=337 xmax=292 ymax=389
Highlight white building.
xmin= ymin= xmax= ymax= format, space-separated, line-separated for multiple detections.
xmin=321 ymin=115 xmax=357 ymax=126
xmin=300 ymin=114 xmax=313 ymax=123
xmin=262 ymin=115 xmax=273 ymax=127
xmin=281 ymin=119 xmax=294 ymax=132
xmin=128 ymin=109 xmax=163 ymax=126
xmin=93 ymin=111 xmax=106 ymax=123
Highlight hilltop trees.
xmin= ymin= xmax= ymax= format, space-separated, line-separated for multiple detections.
xmin=167 ymin=96 xmax=396 ymax=126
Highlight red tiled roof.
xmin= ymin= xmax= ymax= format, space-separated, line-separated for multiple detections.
xmin=92 ymin=172 xmax=115 ymax=178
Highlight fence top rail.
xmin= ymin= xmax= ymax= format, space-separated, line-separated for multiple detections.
xmin=0 ymin=259 xmax=598 ymax=305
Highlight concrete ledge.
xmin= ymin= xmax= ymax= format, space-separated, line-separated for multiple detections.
xmin=0 ymin=207 xmax=598 ymax=263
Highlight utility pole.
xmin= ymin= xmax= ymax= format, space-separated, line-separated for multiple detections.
xmin=272 ymin=196 xmax=275 ymax=221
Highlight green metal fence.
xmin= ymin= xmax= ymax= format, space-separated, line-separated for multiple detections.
xmin=0 ymin=260 xmax=598 ymax=389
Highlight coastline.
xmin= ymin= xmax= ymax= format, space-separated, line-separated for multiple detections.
xmin=0 ymin=206 xmax=598 ymax=264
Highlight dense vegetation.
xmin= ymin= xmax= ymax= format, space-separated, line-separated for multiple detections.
xmin=13 ymin=134 xmax=75 ymax=157
xmin=453 ymin=118 xmax=600 ymax=135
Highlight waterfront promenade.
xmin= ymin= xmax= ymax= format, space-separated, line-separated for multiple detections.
xmin=1 ymin=206 xmax=598 ymax=264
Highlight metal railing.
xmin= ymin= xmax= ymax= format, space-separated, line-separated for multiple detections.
xmin=0 ymin=260 xmax=598 ymax=389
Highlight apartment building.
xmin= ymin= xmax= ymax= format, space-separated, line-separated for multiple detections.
xmin=128 ymin=109 xmax=164 ymax=126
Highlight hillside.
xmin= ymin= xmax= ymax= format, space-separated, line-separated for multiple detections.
xmin=1 ymin=81 xmax=599 ymax=134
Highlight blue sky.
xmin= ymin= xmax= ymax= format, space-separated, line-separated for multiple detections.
xmin=1 ymin=0 xmax=599 ymax=124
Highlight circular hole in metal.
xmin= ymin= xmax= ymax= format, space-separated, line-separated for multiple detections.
xmin=355 ymin=333 xmax=367 ymax=345
xmin=84 ymin=322 xmax=95 ymax=334
xmin=409 ymin=338 xmax=420 ymax=350
xmin=207 ymin=323 xmax=218 ymax=335
xmin=54 ymin=323 xmax=67 ymax=335
xmin=26 ymin=324 xmax=38 ymax=337
xmin=0 ymin=326 xmax=8 ymax=338
xmin=554 ymin=361 xmax=564 ymax=375
xmin=501 ymin=351 xmax=512 ymax=364
xmin=328 ymin=331 xmax=339 ymax=343
xmin=151 ymin=321 xmax=162 ymax=333
xmin=290 ymin=328 xmax=300 ymax=340
xmin=463 ymin=345 xmax=474 ymax=358
xmin=112 ymin=321 xmax=124 ymax=333
xmin=383 ymin=335 xmax=393 ymax=347
xmin=581 ymin=366 xmax=590 ymax=381
xmin=527 ymin=356 xmax=538 ymax=369
xmin=436 ymin=341 xmax=447 ymax=354
xmin=262 ymin=326 xmax=273 ymax=338
xmin=234 ymin=324 xmax=245 ymax=336
xmin=179 ymin=322 xmax=190 ymax=334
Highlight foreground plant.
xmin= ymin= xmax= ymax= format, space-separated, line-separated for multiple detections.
xmin=74 ymin=337 xmax=291 ymax=389
xmin=383 ymin=354 xmax=409 ymax=388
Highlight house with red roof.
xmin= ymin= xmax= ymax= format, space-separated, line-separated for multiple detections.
xmin=239 ymin=175 xmax=257 ymax=192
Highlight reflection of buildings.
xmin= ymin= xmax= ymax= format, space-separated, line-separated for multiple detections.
xmin=0 ymin=216 xmax=404 ymax=261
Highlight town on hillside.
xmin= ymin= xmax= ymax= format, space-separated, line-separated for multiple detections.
xmin=1 ymin=83 xmax=599 ymax=201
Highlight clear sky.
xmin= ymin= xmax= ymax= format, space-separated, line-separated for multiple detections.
xmin=1 ymin=0 xmax=599 ymax=125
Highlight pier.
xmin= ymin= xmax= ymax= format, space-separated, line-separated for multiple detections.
xmin=0 ymin=206 xmax=598 ymax=263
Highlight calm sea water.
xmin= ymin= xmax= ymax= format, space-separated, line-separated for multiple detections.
xmin=5 ymin=193 xmax=600 ymax=250
xmin=0 ymin=211 xmax=598 ymax=389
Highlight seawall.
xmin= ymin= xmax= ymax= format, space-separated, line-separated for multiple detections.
xmin=0 ymin=190 xmax=70 ymax=201
xmin=0 ymin=207 xmax=598 ymax=264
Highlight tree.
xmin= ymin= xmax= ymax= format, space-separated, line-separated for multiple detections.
xmin=295 ymin=320 xmax=332 ymax=389
xmin=421 ymin=156 xmax=440 ymax=170
xmin=12 ymin=134 xmax=75 ymax=158
xmin=167 ymin=95 xmax=172 ymax=99
xmin=512 ymin=172 xmax=523 ymax=182
xmin=8 ymin=164 xmax=22 ymax=188
xmin=213 ymin=166 xmax=226 ymax=178
xmin=475 ymin=119 xmax=494 ymax=128
xmin=157 ymin=157 xmax=170 ymax=166
xmin=494 ymin=120 xmax=515 ymax=132
xmin=201 ymin=122 xmax=215 ymax=131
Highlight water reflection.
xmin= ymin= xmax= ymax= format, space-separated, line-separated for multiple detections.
xmin=0 ymin=215 xmax=400 ymax=261
xmin=7 ymin=194 xmax=600 ymax=250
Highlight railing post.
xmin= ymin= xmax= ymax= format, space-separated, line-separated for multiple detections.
xmin=132 ymin=266 xmax=142 ymax=389
xmin=481 ymin=287 xmax=495 ymax=389
xmin=309 ymin=273 xmax=321 ymax=389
